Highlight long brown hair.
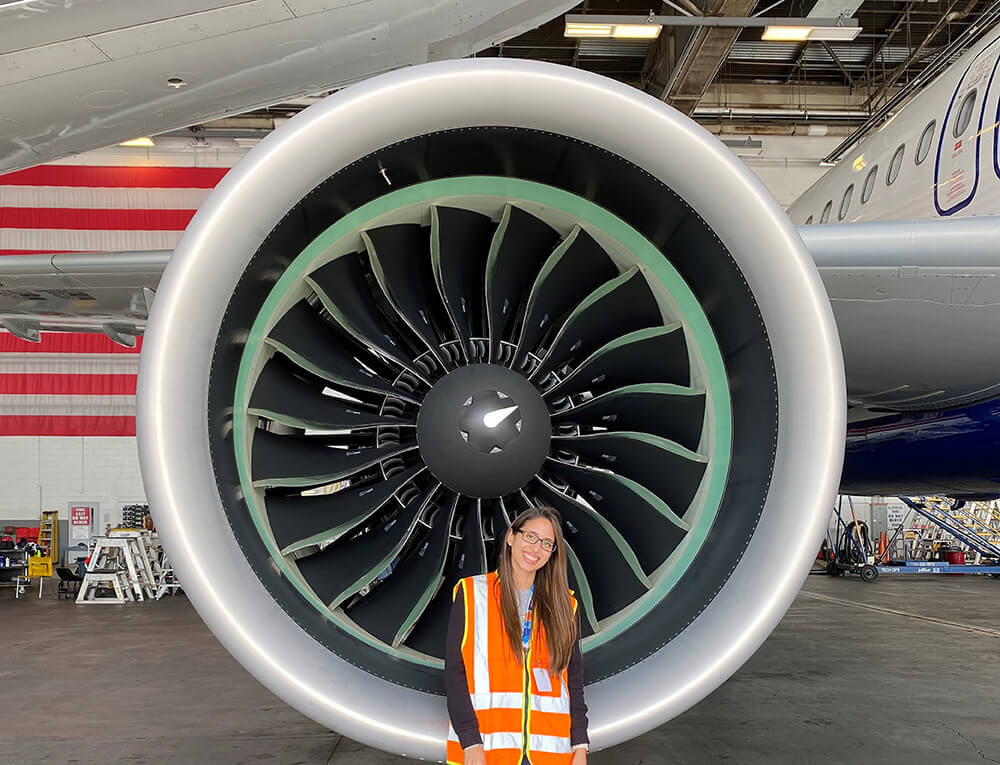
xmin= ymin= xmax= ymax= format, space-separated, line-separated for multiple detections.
xmin=495 ymin=506 xmax=577 ymax=674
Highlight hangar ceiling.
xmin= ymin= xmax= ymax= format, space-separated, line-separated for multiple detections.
xmin=482 ymin=0 xmax=997 ymax=114
xmin=182 ymin=0 xmax=1000 ymax=153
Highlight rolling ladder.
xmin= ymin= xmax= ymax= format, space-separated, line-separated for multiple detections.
xmin=903 ymin=497 xmax=1000 ymax=563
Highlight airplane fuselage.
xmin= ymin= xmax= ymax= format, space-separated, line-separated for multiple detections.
xmin=790 ymin=30 xmax=1000 ymax=223
xmin=788 ymin=28 xmax=1000 ymax=498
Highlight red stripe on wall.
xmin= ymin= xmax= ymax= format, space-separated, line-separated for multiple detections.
xmin=0 ymin=207 xmax=195 ymax=231
xmin=0 ymin=333 xmax=143 ymax=353
xmin=0 ymin=165 xmax=228 ymax=189
xmin=0 ymin=374 xmax=137 ymax=395
xmin=0 ymin=250 xmax=82 ymax=256
xmin=0 ymin=415 xmax=135 ymax=436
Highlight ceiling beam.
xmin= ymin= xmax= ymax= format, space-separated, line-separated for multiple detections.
xmin=866 ymin=0 xmax=977 ymax=108
xmin=655 ymin=0 xmax=758 ymax=114
xmin=859 ymin=4 xmax=910 ymax=82
xmin=819 ymin=40 xmax=856 ymax=89
xmin=784 ymin=41 xmax=811 ymax=84
xmin=640 ymin=2 xmax=677 ymax=92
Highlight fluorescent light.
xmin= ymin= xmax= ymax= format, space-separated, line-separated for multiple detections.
xmin=762 ymin=25 xmax=812 ymax=41
xmin=762 ymin=24 xmax=861 ymax=41
xmin=565 ymin=22 xmax=614 ymax=37
xmin=810 ymin=25 xmax=862 ymax=41
xmin=611 ymin=24 xmax=662 ymax=39
xmin=565 ymin=21 xmax=661 ymax=39
xmin=119 ymin=137 xmax=155 ymax=147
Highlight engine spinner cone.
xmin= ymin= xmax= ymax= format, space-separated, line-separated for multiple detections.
xmin=417 ymin=363 xmax=551 ymax=498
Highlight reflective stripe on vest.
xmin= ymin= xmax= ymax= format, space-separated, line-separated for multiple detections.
xmin=446 ymin=572 xmax=575 ymax=765
xmin=472 ymin=575 xmax=491 ymax=695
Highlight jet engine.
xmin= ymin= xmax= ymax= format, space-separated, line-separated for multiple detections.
xmin=138 ymin=59 xmax=845 ymax=759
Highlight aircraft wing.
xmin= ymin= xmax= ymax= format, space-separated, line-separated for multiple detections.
xmin=801 ymin=216 xmax=1000 ymax=412
xmin=0 ymin=0 xmax=577 ymax=172
xmin=0 ymin=251 xmax=168 ymax=346
xmin=3 ymin=216 xmax=1000 ymax=407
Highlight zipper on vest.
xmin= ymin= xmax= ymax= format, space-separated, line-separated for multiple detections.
xmin=521 ymin=642 xmax=531 ymax=763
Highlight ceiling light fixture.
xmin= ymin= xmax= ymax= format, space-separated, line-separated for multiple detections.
xmin=564 ymin=14 xmax=860 ymax=43
xmin=119 ymin=137 xmax=155 ymax=147
xmin=565 ymin=20 xmax=661 ymax=39
xmin=761 ymin=26 xmax=813 ymax=41
xmin=564 ymin=22 xmax=615 ymax=37
xmin=762 ymin=24 xmax=861 ymax=41
xmin=611 ymin=23 xmax=662 ymax=39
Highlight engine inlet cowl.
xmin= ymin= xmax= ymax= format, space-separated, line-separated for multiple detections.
xmin=138 ymin=59 xmax=845 ymax=759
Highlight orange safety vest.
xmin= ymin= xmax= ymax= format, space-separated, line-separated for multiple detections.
xmin=446 ymin=572 xmax=577 ymax=765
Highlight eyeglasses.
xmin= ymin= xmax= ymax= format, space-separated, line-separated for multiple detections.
xmin=516 ymin=529 xmax=556 ymax=552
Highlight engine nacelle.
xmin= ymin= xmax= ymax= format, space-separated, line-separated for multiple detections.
xmin=138 ymin=59 xmax=845 ymax=758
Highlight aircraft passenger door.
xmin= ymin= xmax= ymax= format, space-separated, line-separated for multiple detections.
xmin=935 ymin=37 xmax=1000 ymax=215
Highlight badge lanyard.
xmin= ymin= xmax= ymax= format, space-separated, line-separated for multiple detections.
xmin=521 ymin=582 xmax=534 ymax=653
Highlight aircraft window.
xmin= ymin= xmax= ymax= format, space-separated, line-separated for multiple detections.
xmin=916 ymin=121 xmax=936 ymax=164
xmin=887 ymin=144 xmax=905 ymax=185
xmin=805 ymin=215 xmax=814 ymax=225
xmin=954 ymin=90 xmax=977 ymax=138
xmin=862 ymin=165 xmax=878 ymax=203
xmin=820 ymin=200 xmax=833 ymax=223
xmin=839 ymin=184 xmax=854 ymax=220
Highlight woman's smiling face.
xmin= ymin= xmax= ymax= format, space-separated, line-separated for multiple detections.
xmin=507 ymin=516 xmax=555 ymax=579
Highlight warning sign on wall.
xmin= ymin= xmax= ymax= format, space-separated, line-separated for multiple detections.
xmin=70 ymin=506 xmax=92 ymax=540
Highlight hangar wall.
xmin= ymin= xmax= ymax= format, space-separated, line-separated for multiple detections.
xmin=730 ymin=135 xmax=844 ymax=208
xmin=0 ymin=437 xmax=144 ymax=560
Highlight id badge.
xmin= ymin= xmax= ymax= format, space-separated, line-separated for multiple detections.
xmin=532 ymin=667 xmax=552 ymax=693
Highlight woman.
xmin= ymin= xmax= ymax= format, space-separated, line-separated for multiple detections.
xmin=445 ymin=506 xmax=589 ymax=764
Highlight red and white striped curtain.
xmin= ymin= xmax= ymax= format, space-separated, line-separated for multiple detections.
xmin=0 ymin=333 xmax=141 ymax=436
xmin=0 ymin=162 xmax=232 ymax=436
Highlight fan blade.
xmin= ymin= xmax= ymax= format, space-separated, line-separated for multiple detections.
xmin=531 ymin=268 xmax=661 ymax=381
xmin=504 ymin=491 xmax=532 ymax=518
xmin=544 ymin=460 xmax=688 ymax=575
xmin=248 ymin=360 xmax=414 ymax=431
xmin=564 ymin=541 xmax=598 ymax=637
xmin=486 ymin=497 xmax=512 ymax=538
xmin=553 ymin=432 xmax=707 ymax=520
xmin=513 ymin=227 xmax=617 ymax=369
xmin=306 ymin=254 xmax=429 ymax=383
xmin=251 ymin=430 xmax=415 ymax=488
xmin=431 ymin=206 xmax=494 ymax=361
xmin=269 ymin=466 xmax=425 ymax=554
xmin=347 ymin=493 xmax=459 ymax=647
xmin=266 ymin=301 xmax=419 ymax=403
xmin=529 ymin=479 xmax=648 ymax=621
xmin=484 ymin=205 xmax=559 ymax=361
xmin=295 ymin=481 xmax=439 ymax=607
xmin=483 ymin=497 xmax=512 ymax=564
xmin=404 ymin=498 xmax=487 ymax=656
xmin=363 ymin=225 xmax=451 ymax=368
xmin=551 ymin=383 xmax=706 ymax=452
xmin=546 ymin=326 xmax=689 ymax=400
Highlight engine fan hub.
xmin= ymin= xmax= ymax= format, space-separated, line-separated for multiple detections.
xmin=417 ymin=363 xmax=551 ymax=497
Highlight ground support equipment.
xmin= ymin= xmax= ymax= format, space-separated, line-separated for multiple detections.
xmin=824 ymin=496 xmax=1000 ymax=581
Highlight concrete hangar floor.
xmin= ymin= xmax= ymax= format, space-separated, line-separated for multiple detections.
xmin=1 ymin=575 xmax=997 ymax=764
